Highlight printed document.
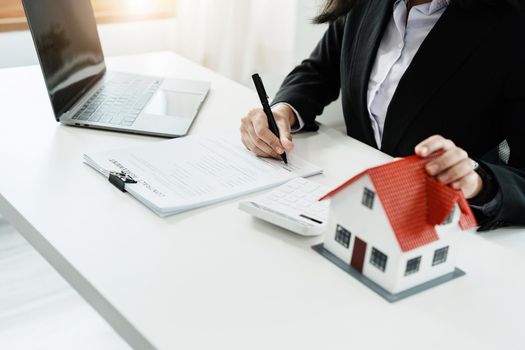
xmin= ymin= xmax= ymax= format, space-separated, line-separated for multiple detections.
xmin=83 ymin=131 xmax=323 ymax=216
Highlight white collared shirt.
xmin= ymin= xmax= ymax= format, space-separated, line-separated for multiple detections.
xmin=284 ymin=0 xmax=450 ymax=146
xmin=367 ymin=0 xmax=449 ymax=148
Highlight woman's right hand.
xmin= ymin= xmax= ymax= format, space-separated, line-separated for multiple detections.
xmin=240 ymin=104 xmax=297 ymax=159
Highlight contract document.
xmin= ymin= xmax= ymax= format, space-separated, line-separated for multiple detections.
xmin=83 ymin=131 xmax=323 ymax=216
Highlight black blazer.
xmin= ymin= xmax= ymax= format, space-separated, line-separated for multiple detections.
xmin=273 ymin=0 xmax=525 ymax=231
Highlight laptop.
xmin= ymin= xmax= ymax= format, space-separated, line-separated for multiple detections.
xmin=22 ymin=0 xmax=210 ymax=138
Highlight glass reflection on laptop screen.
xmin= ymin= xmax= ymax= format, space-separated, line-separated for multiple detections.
xmin=23 ymin=0 xmax=106 ymax=117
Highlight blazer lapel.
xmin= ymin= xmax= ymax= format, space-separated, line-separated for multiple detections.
xmin=348 ymin=0 xmax=395 ymax=148
xmin=381 ymin=5 xmax=500 ymax=155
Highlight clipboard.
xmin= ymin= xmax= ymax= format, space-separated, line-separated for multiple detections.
xmin=108 ymin=171 xmax=137 ymax=193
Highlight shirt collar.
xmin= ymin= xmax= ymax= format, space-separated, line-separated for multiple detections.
xmin=428 ymin=0 xmax=450 ymax=13
xmin=395 ymin=0 xmax=450 ymax=15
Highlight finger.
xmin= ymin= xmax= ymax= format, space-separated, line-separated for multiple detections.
xmin=241 ymin=133 xmax=255 ymax=152
xmin=242 ymin=111 xmax=276 ymax=155
xmin=426 ymin=148 xmax=469 ymax=176
xmin=276 ymin=118 xmax=294 ymax=152
xmin=240 ymin=111 xmax=259 ymax=129
xmin=243 ymin=134 xmax=276 ymax=158
xmin=246 ymin=125 xmax=281 ymax=158
xmin=253 ymin=147 xmax=273 ymax=158
xmin=241 ymin=133 xmax=250 ymax=151
xmin=451 ymin=172 xmax=481 ymax=198
xmin=437 ymin=159 xmax=475 ymax=185
xmin=415 ymin=135 xmax=455 ymax=157
xmin=281 ymin=137 xmax=294 ymax=152
xmin=252 ymin=116 xmax=285 ymax=154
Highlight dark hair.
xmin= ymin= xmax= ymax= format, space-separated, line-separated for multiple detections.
xmin=314 ymin=0 xmax=525 ymax=23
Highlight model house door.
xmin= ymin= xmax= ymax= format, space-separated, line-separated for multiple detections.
xmin=351 ymin=237 xmax=367 ymax=273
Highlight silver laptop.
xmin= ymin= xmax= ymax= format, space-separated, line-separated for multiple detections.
xmin=22 ymin=0 xmax=210 ymax=138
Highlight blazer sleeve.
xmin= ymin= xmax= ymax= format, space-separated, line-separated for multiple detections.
xmin=272 ymin=17 xmax=346 ymax=131
xmin=476 ymin=34 xmax=525 ymax=231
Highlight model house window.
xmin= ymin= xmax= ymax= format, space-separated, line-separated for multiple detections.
xmin=362 ymin=188 xmax=375 ymax=209
xmin=442 ymin=207 xmax=456 ymax=225
xmin=335 ymin=225 xmax=351 ymax=249
xmin=370 ymin=248 xmax=387 ymax=272
xmin=432 ymin=247 xmax=449 ymax=266
xmin=405 ymin=257 xmax=422 ymax=276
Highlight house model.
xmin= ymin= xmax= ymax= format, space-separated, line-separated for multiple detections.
xmin=316 ymin=155 xmax=478 ymax=301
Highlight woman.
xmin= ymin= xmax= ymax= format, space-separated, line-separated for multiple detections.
xmin=240 ymin=0 xmax=525 ymax=231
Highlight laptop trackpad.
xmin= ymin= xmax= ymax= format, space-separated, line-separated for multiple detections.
xmin=143 ymin=89 xmax=203 ymax=118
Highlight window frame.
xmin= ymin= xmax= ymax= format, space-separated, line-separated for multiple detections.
xmin=362 ymin=187 xmax=376 ymax=210
xmin=370 ymin=247 xmax=388 ymax=272
xmin=405 ymin=256 xmax=422 ymax=276
xmin=442 ymin=207 xmax=456 ymax=225
xmin=432 ymin=246 xmax=450 ymax=266
xmin=335 ymin=225 xmax=351 ymax=249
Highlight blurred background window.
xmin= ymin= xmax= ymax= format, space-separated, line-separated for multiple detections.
xmin=0 ymin=0 xmax=177 ymax=32
xmin=0 ymin=0 xmax=342 ymax=124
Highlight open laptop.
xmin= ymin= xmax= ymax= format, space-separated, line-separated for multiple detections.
xmin=22 ymin=0 xmax=210 ymax=138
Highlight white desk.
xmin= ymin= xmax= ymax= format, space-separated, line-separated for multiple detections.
xmin=1 ymin=52 xmax=524 ymax=350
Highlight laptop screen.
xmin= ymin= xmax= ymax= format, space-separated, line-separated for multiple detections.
xmin=22 ymin=0 xmax=106 ymax=119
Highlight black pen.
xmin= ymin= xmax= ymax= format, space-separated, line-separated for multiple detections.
xmin=252 ymin=73 xmax=288 ymax=165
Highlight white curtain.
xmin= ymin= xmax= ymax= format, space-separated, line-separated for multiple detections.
xmin=175 ymin=0 xmax=299 ymax=90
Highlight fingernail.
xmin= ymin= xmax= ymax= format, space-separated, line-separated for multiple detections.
xmin=438 ymin=174 xmax=449 ymax=183
xmin=419 ymin=147 xmax=429 ymax=156
xmin=427 ymin=164 xmax=438 ymax=174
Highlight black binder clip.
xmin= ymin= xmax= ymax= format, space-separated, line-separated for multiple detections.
xmin=109 ymin=171 xmax=137 ymax=193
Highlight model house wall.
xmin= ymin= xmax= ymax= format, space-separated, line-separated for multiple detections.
xmin=324 ymin=175 xmax=402 ymax=293
xmin=392 ymin=238 xmax=456 ymax=293
xmin=324 ymin=175 xmax=462 ymax=295
xmin=390 ymin=206 xmax=461 ymax=293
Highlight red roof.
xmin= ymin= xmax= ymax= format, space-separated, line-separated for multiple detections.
xmin=321 ymin=155 xmax=478 ymax=252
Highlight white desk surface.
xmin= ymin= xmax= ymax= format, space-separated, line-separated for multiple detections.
xmin=1 ymin=52 xmax=524 ymax=350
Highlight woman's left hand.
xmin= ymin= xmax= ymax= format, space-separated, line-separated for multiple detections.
xmin=415 ymin=135 xmax=483 ymax=199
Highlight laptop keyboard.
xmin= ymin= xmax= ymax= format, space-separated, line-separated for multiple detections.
xmin=72 ymin=74 xmax=162 ymax=127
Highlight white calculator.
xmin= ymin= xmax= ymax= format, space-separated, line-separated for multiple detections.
xmin=239 ymin=178 xmax=330 ymax=236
